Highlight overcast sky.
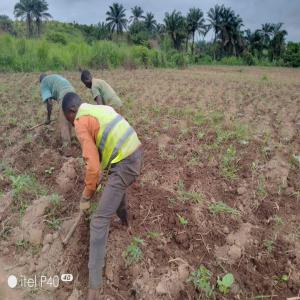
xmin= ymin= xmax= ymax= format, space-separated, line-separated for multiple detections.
xmin=1 ymin=0 xmax=299 ymax=41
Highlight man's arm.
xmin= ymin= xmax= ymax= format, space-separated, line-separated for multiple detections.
xmin=46 ymin=98 xmax=53 ymax=124
xmin=75 ymin=117 xmax=101 ymax=199
xmin=94 ymin=95 xmax=103 ymax=105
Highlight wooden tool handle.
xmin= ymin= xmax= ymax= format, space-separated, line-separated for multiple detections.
xmin=62 ymin=211 xmax=83 ymax=245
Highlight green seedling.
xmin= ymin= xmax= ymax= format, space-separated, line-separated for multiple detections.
xmin=217 ymin=273 xmax=234 ymax=294
xmin=257 ymin=176 xmax=268 ymax=199
xmin=177 ymin=214 xmax=188 ymax=226
xmin=222 ymin=145 xmax=238 ymax=180
xmin=264 ymin=239 xmax=274 ymax=253
xmin=123 ymin=237 xmax=144 ymax=266
xmin=16 ymin=239 xmax=30 ymax=252
xmin=209 ymin=201 xmax=240 ymax=216
xmin=188 ymin=265 xmax=214 ymax=298
xmin=177 ymin=180 xmax=204 ymax=204
xmin=45 ymin=217 xmax=61 ymax=230
xmin=45 ymin=167 xmax=55 ymax=176
xmin=147 ymin=231 xmax=161 ymax=239
xmin=281 ymin=274 xmax=289 ymax=282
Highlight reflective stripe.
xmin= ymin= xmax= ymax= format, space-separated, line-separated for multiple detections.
xmin=108 ymin=127 xmax=135 ymax=165
xmin=99 ymin=115 xmax=123 ymax=152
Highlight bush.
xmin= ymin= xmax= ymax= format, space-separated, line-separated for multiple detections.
xmin=242 ymin=52 xmax=255 ymax=66
xmin=170 ymin=52 xmax=188 ymax=68
xmin=46 ymin=32 xmax=67 ymax=45
xmin=219 ymin=56 xmax=244 ymax=66
xmin=284 ymin=42 xmax=300 ymax=67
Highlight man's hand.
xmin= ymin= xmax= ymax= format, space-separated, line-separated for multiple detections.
xmin=80 ymin=195 xmax=91 ymax=211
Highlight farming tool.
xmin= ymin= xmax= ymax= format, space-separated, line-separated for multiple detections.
xmin=62 ymin=210 xmax=83 ymax=246
xmin=27 ymin=118 xmax=57 ymax=131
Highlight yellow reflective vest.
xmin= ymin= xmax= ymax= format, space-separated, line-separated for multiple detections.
xmin=76 ymin=103 xmax=141 ymax=170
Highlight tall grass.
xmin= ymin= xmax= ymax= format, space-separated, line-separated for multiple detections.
xmin=0 ymin=34 xmax=187 ymax=71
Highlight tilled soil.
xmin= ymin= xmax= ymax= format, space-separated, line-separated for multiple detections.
xmin=0 ymin=66 xmax=299 ymax=299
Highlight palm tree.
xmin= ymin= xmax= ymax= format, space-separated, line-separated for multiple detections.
xmin=106 ymin=2 xmax=127 ymax=34
xmin=33 ymin=0 xmax=52 ymax=36
xmin=186 ymin=8 xmax=205 ymax=54
xmin=259 ymin=23 xmax=274 ymax=49
xmin=14 ymin=0 xmax=35 ymax=37
xmin=207 ymin=4 xmax=224 ymax=43
xmin=164 ymin=10 xmax=187 ymax=50
xmin=130 ymin=6 xmax=144 ymax=23
xmin=269 ymin=23 xmax=287 ymax=60
xmin=144 ymin=12 xmax=156 ymax=33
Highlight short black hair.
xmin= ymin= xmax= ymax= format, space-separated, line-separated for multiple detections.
xmin=39 ymin=73 xmax=47 ymax=82
xmin=62 ymin=92 xmax=82 ymax=113
xmin=81 ymin=70 xmax=92 ymax=82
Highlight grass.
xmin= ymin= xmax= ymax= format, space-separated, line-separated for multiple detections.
xmin=209 ymin=201 xmax=240 ymax=216
xmin=123 ymin=237 xmax=144 ymax=266
xmin=177 ymin=180 xmax=204 ymax=204
xmin=221 ymin=145 xmax=239 ymax=180
xmin=188 ymin=265 xmax=214 ymax=298
xmin=45 ymin=193 xmax=62 ymax=230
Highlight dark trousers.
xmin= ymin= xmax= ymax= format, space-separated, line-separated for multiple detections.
xmin=88 ymin=147 xmax=143 ymax=288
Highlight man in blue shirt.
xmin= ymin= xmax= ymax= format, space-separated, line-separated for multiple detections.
xmin=39 ymin=74 xmax=75 ymax=149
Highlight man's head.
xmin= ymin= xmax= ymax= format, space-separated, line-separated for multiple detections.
xmin=81 ymin=70 xmax=92 ymax=89
xmin=62 ymin=92 xmax=82 ymax=125
xmin=39 ymin=73 xmax=47 ymax=83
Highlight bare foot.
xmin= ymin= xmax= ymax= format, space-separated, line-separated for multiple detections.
xmin=86 ymin=288 xmax=97 ymax=300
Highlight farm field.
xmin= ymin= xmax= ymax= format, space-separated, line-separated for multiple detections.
xmin=0 ymin=66 xmax=299 ymax=300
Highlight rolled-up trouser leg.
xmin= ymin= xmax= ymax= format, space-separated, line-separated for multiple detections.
xmin=88 ymin=147 xmax=143 ymax=289
xmin=59 ymin=99 xmax=72 ymax=146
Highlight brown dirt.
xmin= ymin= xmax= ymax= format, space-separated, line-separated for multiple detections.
xmin=0 ymin=66 xmax=300 ymax=299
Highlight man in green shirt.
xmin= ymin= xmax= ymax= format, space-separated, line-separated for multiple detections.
xmin=39 ymin=73 xmax=75 ymax=149
xmin=80 ymin=70 xmax=123 ymax=110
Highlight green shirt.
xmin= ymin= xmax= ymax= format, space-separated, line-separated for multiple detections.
xmin=40 ymin=74 xmax=75 ymax=102
xmin=91 ymin=78 xmax=122 ymax=109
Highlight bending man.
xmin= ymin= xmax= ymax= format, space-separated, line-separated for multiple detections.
xmin=80 ymin=70 xmax=123 ymax=110
xmin=39 ymin=73 xmax=75 ymax=149
xmin=62 ymin=92 xmax=142 ymax=300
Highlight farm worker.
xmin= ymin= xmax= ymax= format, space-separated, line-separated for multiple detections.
xmin=39 ymin=73 xmax=75 ymax=150
xmin=62 ymin=92 xmax=143 ymax=300
xmin=80 ymin=69 xmax=123 ymax=109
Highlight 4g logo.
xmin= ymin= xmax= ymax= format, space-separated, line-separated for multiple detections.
xmin=61 ymin=274 xmax=73 ymax=283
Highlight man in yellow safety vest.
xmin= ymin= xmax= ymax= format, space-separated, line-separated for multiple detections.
xmin=62 ymin=92 xmax=142 ymax=300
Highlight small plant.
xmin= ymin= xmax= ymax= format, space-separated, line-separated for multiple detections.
xmin=147 ymin=231 xmax=161 ymax=239
xmin=217 ymin=273 xmax=234 ymax=294
xmin=273 ymin=215 xmax=284 ymax=226
xmin=221 ymin=145 xmax=238 ymax=180
xmin=45 ymin=217 xmax=61 ymax=230
xmin=261 ymin=74 xmax=268 ymax=81
xmin=123 ymin=237 xmax=144 ymax=266
xmin=45 ymin=167 xmax=55 ymax=176
xmin=16 ymin=239 xmax=30 ymax=252
xmin=177 ymin=180 xmax=204 ymax=204
xmin=264 ymin=239 xmax=274 ymax=253
xmin=257 ymin=176 xmax=268 ymax=199
xmin=188 ymin=265 xmax=214 ymax=298
xmin=177 ymin=214 xmax=188 ymax=226
xmin=209 ymin=201 xmax=240 ymax=216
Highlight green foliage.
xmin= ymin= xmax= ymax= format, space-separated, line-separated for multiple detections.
xmin=222 ymin=145 xmax=238 ymax=180
xmin=284 ymin=42 xmax=300 ymax=67
xmin=209 ymin=201 xmax=240 ymax=215
xmin=177 ymin=213 xmax=188 ymax=225
xmin=46 ymin=32 xmax=67 ymax=44
xmin=217 ymin=273 xmax=234 ymax=294
xmin=188 ymin=265 xmax=214 ymax=298
xmin=242 ymin=52 xmax=255 ymax=66
xmin=123 ymin=237 xmax=144 ymax=266
xmin=219 ymin=56 xmax=244 ymax=66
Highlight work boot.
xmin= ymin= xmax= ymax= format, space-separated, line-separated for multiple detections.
xmin=116 ymin=208 xmax=129 ymax=227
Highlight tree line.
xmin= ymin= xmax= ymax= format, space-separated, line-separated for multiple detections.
xmin=0 ymin=0 xmax=299 ymax=67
